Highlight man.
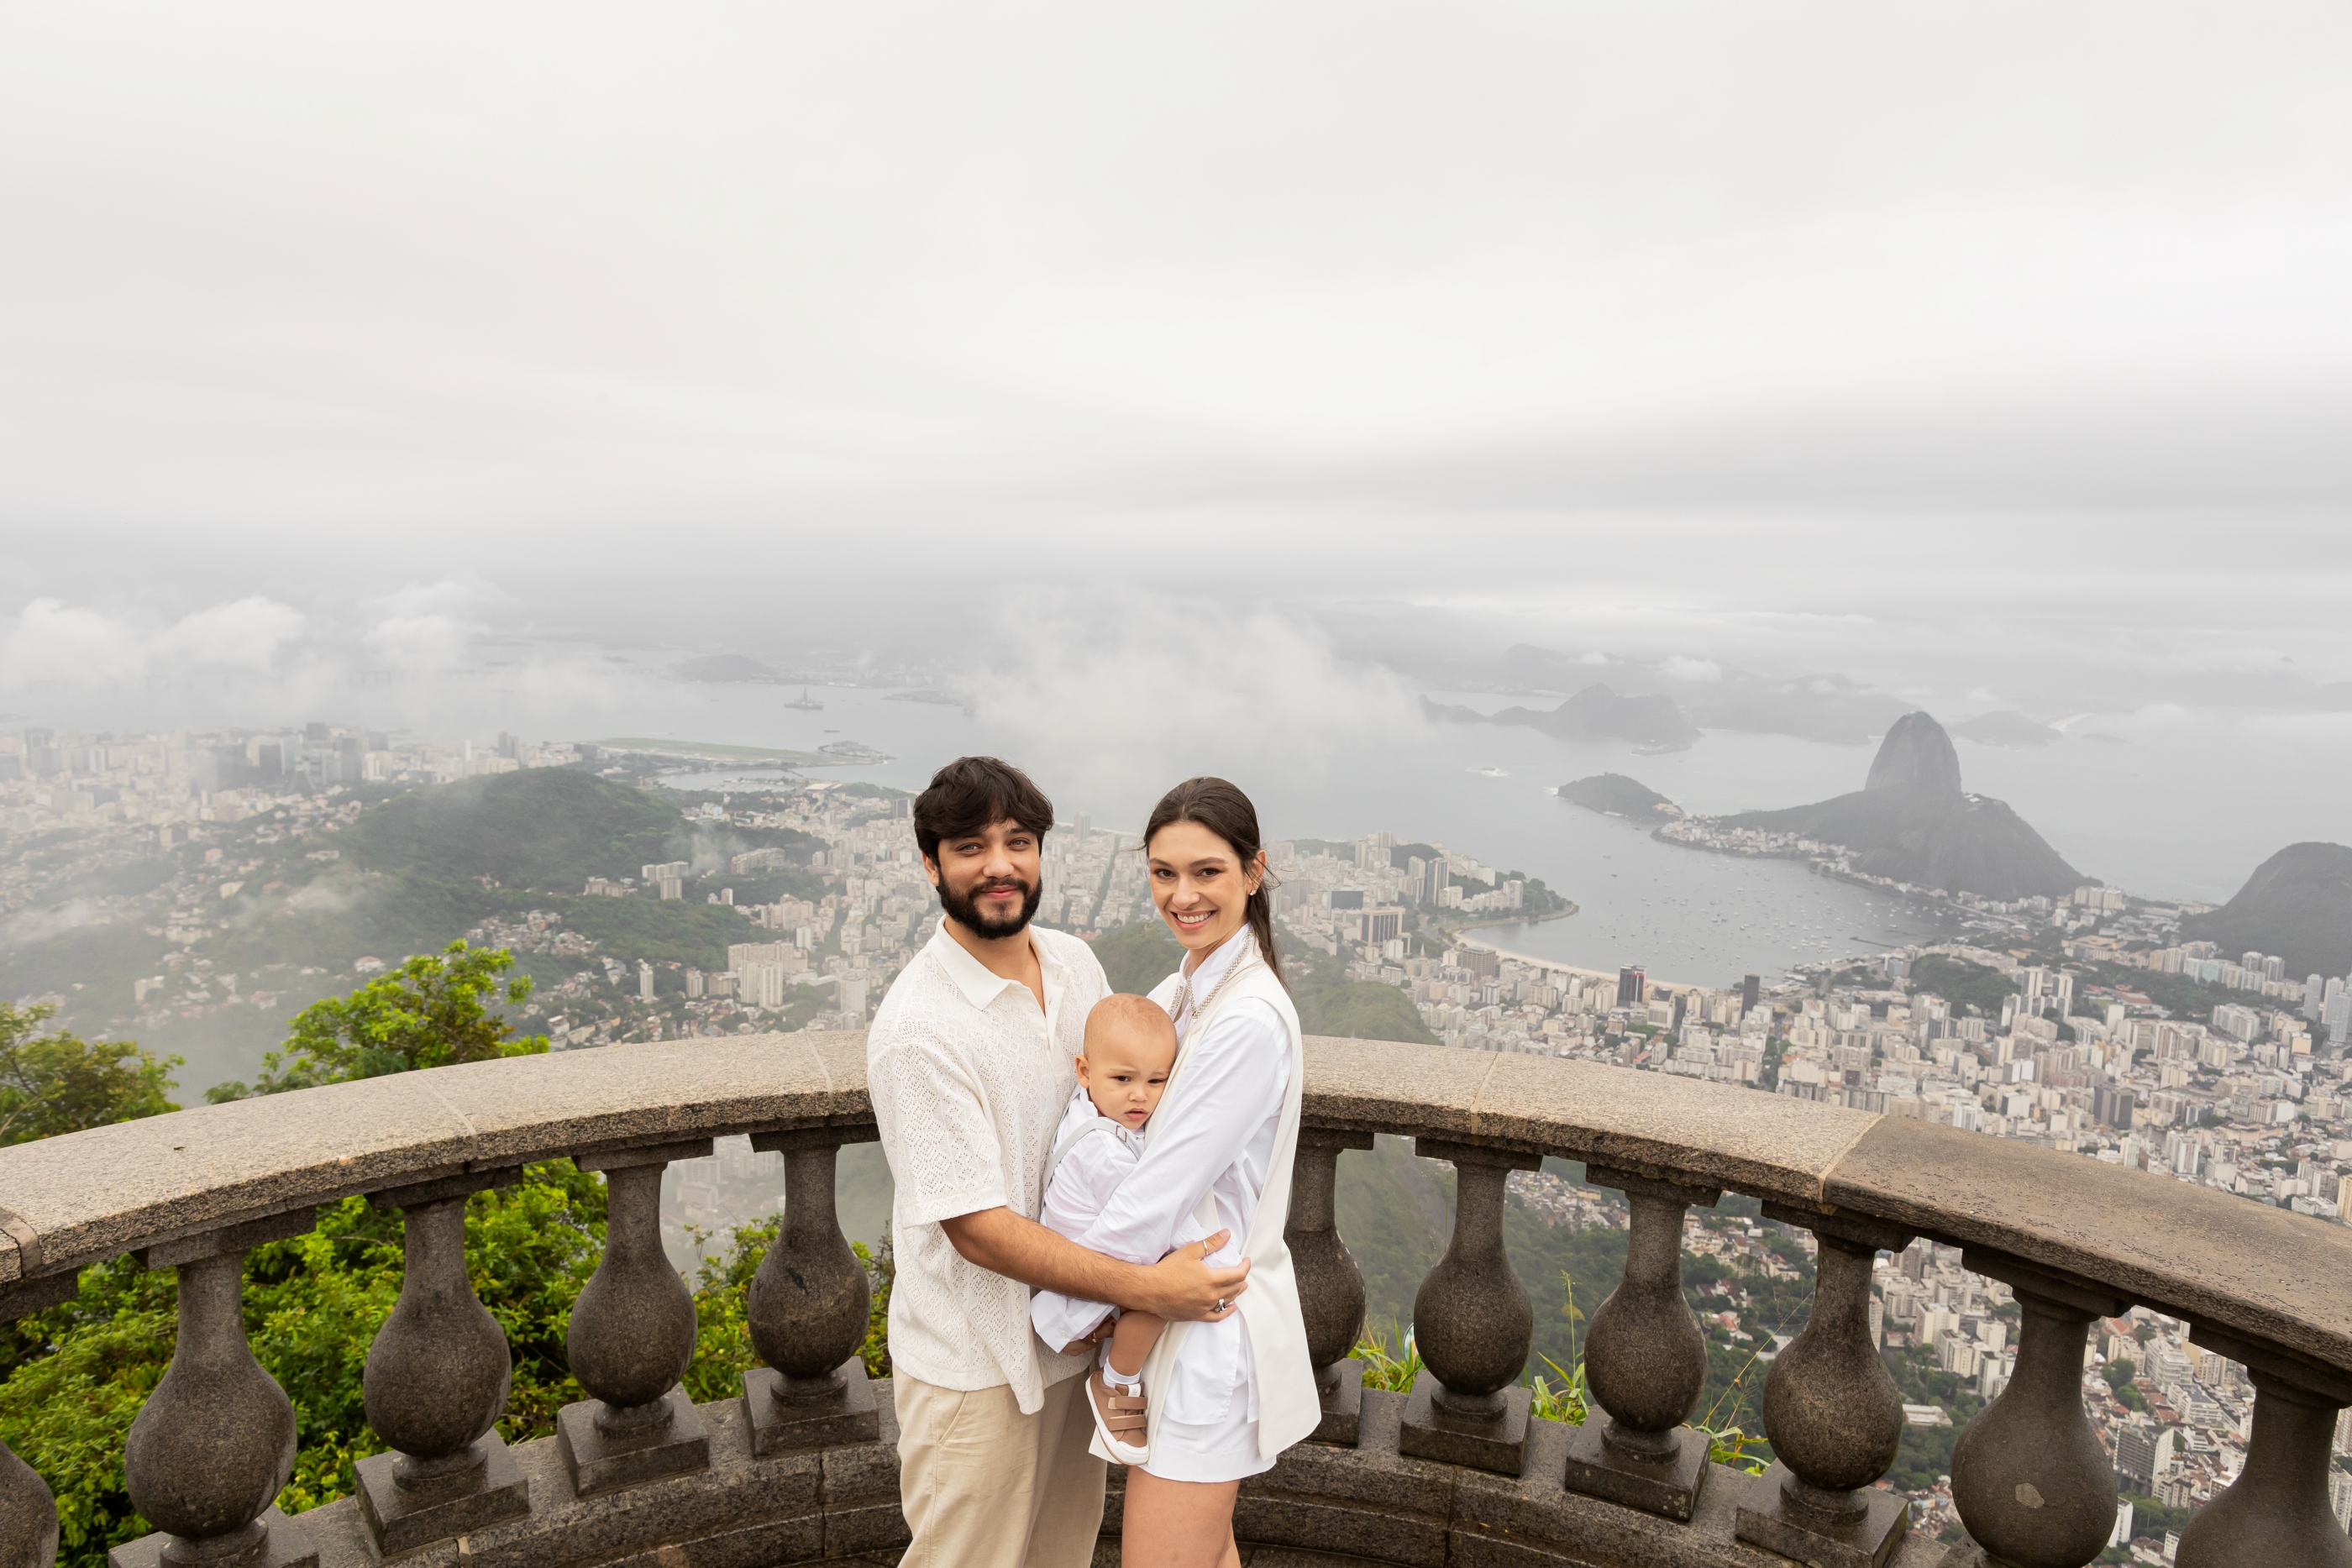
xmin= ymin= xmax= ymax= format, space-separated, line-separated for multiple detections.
xmin=869 ymin=756 xmax=1250 ymax=1568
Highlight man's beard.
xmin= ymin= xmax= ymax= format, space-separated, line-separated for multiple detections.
xmin=938 ymin=873 xmax=1042 ymax=940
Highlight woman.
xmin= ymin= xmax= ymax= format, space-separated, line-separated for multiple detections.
xmin=1071 ymin=777 xmax=1320 ymax=1568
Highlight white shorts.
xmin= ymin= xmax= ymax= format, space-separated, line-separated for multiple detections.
xmin=1137 ymin=1404 xmax=1275 ymax=1486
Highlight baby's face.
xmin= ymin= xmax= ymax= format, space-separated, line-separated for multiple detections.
xmin=1076 ymin=1024 xmax=1177 ymax=1131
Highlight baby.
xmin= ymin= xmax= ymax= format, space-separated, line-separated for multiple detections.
xmin=1030 ymin=993 xmax=1202 ymax=1466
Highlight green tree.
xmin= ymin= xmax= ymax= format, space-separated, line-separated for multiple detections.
xmin=2103 ymin=1356 xmax=2136 ymax=1392
xmin=213 ymin=941 xmax=545 ymax=1099
xmin=0 ymin=1002 xmax=180 ymax=1147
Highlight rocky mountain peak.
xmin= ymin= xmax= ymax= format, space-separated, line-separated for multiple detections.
xmin=1865 ymin=711 xmax=1965 ymax=797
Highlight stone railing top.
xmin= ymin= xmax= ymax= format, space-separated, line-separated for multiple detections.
xmin=0 ymin=1030 xmax=874 ymax=1283
xmin=3 ymin=1030 xmax=2348 ymax=1377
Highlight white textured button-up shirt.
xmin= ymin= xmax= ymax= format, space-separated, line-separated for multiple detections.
xmin=869 ymin=919 xmax=1108 ymax=1412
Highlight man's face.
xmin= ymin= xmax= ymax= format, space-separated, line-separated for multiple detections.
xmin=927 ymin=817 xmax=1042 ymax=940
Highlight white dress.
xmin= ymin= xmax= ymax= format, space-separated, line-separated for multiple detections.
xmin=1074 ymin=931 xmax=1298 ymax=1483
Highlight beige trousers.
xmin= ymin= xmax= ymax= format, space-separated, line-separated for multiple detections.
xmin=895 ymin=1369 xmax=1106 ymax=1568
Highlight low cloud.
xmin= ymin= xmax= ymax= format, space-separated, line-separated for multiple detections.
xmin=0 ymin=896 xmax=118 ymax=951
xmin=0 ymin=594 xmax=308 ymax=690
xmin=155 ymin=596 xmax=308 ymax=673
xmin=284 ymin=878 xmax=363 ymax=915
xmin=970 ymin=592 xmax=1420 ymax=827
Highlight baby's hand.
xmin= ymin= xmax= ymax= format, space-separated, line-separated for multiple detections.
xmin=1063 ymin=1318 xmax=1116 ymax=1353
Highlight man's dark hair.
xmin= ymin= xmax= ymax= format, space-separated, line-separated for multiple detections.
xmin=912 ymin=756 xmax=1055 ymax=863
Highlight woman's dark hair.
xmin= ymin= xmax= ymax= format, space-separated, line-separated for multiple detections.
xmin=913 ymin=756 xmax=1055 ymax=863
xmin=1143 ymin=776 xmax=1284 ymax=985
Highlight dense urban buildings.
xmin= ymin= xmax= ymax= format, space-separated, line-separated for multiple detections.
xmin=6 ymin=721 xmax=2351 ymax=1553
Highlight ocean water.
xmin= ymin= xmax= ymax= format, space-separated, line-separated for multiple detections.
xmin=50 ymin=668 xmax=2352 ymax=990
xmin=628 ymin=681 xmax=2349 ymax=989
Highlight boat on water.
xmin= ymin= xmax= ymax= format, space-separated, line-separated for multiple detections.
xmin=783 ymin=688 xmax=824 ymax=711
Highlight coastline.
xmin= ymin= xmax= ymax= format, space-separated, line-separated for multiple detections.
xmin=1446 ymin=905 xmax=1722 ymax=993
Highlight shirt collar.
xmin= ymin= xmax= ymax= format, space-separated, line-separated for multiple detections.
xmin=1183 ymin=927 xmax=1252 ymax=997
xmin=925 ymin=918 xmax=1058 ymax=1011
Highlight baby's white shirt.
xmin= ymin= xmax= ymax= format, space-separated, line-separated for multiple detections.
xmin=1029 ymin=1085 xmax=1207 ymax=1351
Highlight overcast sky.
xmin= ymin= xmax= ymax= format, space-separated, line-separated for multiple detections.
xmin=4 ymin=2 xmax=2350 ymax=690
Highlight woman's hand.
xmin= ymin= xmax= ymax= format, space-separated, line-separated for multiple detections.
xmin=1131 ymin=1231 xmax=1249 ymax=1322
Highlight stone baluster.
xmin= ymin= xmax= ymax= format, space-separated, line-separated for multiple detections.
xmin=0 ymin=1442 xmax=55 ymax=1568
xmin=741 ymin=1128 xmax=879 ymax=1455
xmin=1397 ymin=1140 xmax=1539 ymax=1476
xmin=2172 ymin=1327 xmax=2352 ymax=1568
xmin=1736 ymin=1208 xmax=1916 ymax=1568
xmin=1284 ymin=1127 xmax=1374 ymax=1445
xmin=0 ymin=1272 xmax=79 ymax=1568
xmin=1562 ymin=1167 xmax=1720 ymax=1522
xmin=112 ymin=1212 xmax=320 ymax=1568
xmin=1947 ymin=1251 xmax=2127 ymax=1568
xmin=556 ymin=1140 xmax=715 ymax=1497
xmin=355 ymin=1172 xmax=531 ymax=1557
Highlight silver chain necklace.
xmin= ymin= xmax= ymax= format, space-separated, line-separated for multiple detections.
xmin=1168 ymin=940 xmax=1252 ymax=1034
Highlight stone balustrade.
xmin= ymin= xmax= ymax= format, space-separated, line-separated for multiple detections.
xmin=1 ymin=1031 xmax=2348 ymax=1568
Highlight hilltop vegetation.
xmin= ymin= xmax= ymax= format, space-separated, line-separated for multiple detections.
xmin=0 ymin=769 xmax=816 ymax=1094
xmin=1424 ymin=684 xmax=1700 ymax=751
xmin=1084 ymin=920 xmax=1437 ymax=1044
xmin=1559 ymin=774 xmax=1681 ymax=819
xmin=1906 ymin=955 xmax=2016 ymax=1018
xmin=2181 ymin=842 xmax=2352 ymax=980
xmin=348 ymin=769 xmax=689 ymax=890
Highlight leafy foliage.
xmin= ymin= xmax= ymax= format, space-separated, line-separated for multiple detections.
xmin=213 ymin=942 xmax=545 ymax=1098
xmin=1286 ymin=947 xmax=1438 ymax=1045
xmin=0 ymin=1162 xmax=606 ymax=1568
xmin=0 ymin=1003 xmax=180 ymax=1146
xmin=1347 ymin=1327 xmax=1422 ymax=1393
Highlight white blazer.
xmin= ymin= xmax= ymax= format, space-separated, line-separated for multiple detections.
xmin=1126 ymin=942 xmax=1321 ymax=1460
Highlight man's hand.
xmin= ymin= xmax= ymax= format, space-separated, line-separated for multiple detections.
xmin=1132 ymin=1233 xmax=1250 ymax=1322
xmin=940 ymin=1208 xmax=1247 ymax=1320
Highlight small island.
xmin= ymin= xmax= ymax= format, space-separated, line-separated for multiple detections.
xmin=1558 ymin=773 xmax=1683 ymax=819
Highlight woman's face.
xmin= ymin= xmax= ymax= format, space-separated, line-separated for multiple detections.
xmin=1147 ymin=820 xmax=1265 ymax=958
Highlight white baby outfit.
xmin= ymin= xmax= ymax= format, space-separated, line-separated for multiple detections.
xmin=1029 ymin=1091 xmax=1210 ymax=1353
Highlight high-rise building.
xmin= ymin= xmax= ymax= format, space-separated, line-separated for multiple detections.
xmin=638 ymin=961 xmax=655 ymax=1001
xmin=1742 ymin=973 xmax=1761 ymax=1013
xmin=1618 ymin=966 xmax=1646 ymax=1006
xmin=2114 ymin=1426 xmax=2165 ymax=1492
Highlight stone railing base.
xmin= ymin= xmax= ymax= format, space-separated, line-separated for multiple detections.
xmin=288 ymin=1386 xmax=903 ymax=1568
xmin=175 ymin=1381 xmax=1961 ymax=1568
xmin=1116 ymin=1387 xmax=1954 ymax=1568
